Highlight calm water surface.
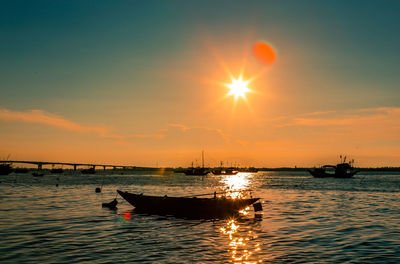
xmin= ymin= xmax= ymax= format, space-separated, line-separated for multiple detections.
xmin=1 ymin=171 xmax=399 ymax=263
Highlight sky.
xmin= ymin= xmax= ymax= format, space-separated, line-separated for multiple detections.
xmin=0 ymin=0 xmax=399 ymax=167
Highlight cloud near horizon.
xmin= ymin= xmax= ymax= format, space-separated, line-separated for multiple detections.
xmin=272 ymin=107 xmax=400 ymax=129
xmin=125 ymin=123 xmax=237 ymax=150
xmin=0 ymin=108 xmax=122 ymax=139
xmin=0 ymin=107 xmax=398 ymax=166
xmin=0 ymin=108 xmax=237 ymax=146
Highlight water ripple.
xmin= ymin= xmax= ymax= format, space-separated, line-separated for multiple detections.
xmin=0 ymin=171 xmax=399 ymax=263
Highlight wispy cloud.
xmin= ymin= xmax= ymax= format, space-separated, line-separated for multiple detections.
xmin=272 ymin=107 xmax=400 ymax=129
xmin=0 ymin=108 xmax=237 ymax=145
xmin=0 ymin=108 xmax=122 ymax=139
xmin=126 ymin=123 xmax=233 ymax=147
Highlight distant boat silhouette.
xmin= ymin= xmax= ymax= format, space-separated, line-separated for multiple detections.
xmin=212 ymin=168 xmax=238 ymax=175
xmin=51 ymin=168 xmax=63 ymax=174
xmin=15 ymin=167 xmax=29 ymax=173
xmin=32 ymin=171 xmax=44 ymax=177
xmin=0 ymin=163 xmax=13 ymax=175
xmin=238 ymin=167 xmax=258 ymax=173
xmin=81 ymin=167 xmax=95 ymax=174
xmin=184 ymin=167 xmax=210 ymax=176
xmin=212 ymin=162 xmax=238 ymax=175
xmin=184 ymin=151 xmax=210 ymax=176
xmin=308 ymin=156 xmax=358 ymax=178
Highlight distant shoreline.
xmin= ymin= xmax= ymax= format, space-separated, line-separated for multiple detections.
xmin=5 ymin=166 xmax=400 ymax=173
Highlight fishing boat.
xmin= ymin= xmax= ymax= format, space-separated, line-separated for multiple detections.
xmin=212 ymin=168 xmax=238 ymax=175
xmin=15 ymin=167 xmax=29 ymax=173
xmin=81 ymin=167 xmax=95 ymax=174
xmin=51 ymin=168 xmax=63 ymax=174
xmin=32 ymin=171 xmax=44 ymax=177
xmin=238 ymin=167 xmax=259 ymax=173
xmin=183 ymin=151 xmax=210 ymax=176
xmin=308 ymin=156 xmax=358 ymax=178
xmin=184 ymin=167 xmax=210 ymax=176
xmin=212 ymin=162 xmax=238 ymax=175
xmin=0 ymin=163 xmax=13 ymax=175
xmin=117 ymin=190 xmax=261 ymax=219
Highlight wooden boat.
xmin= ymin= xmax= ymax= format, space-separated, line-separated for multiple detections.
xmin=15 ymin=167 xmax=29 ymax=173
xmin=212 ymin=168 xmax=238 ymax=175
xmin=0 ymin=163 xmax=13 ymax=175
xmin=117 ymin=190 xmax=261 ymax=219
xmin=81 ymin=167 xmax=95 ymax=174
xmin=32 ymin=171 xmax=44 ymax=177
xmin=308 ymin=156 xmax=358 ymax=178
xmin=238 ymin=167 xmax=258 ymax=173
xmin=102 ymin=198 xmax=118 ymax=210
xmin=50 ymin=168 xmax=63 ymax=174
xmin=184 ymin=167 xmax=210 ymax=176
xmin=184 ymin=151 xmax=210 ymax=176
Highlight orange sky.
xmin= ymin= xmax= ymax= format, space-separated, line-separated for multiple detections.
xmin=1 ymin=2 xmax=399 ymax=167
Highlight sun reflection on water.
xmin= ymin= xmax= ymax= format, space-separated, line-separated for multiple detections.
xmin=219 ymin=173 xmax=261 ymax=263
xmin=219 ymin=218 xmax=262 ymax=263
xmin=220 ymin=173 xmax=253 ymax=199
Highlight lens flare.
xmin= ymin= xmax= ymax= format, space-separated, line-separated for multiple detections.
xmin=253 ymin=42 xmax=276 ymax=65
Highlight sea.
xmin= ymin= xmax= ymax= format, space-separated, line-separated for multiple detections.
xmin=0 ymin=170 xmax=399 ymax=263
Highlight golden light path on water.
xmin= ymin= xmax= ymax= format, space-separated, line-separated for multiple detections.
xmin=220 ymin=172 xmax=252 ymax=199
xmin=219 ymin=173 xmax=262 ymax=263
xmin=220 ymin=219 xmax=261 ymax=264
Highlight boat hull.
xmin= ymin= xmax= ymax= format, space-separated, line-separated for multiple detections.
xmin=212 ymin=171 xmax=238 ymax=176
xmin=308 ymin=169 xmax=358 ymax=178
xmin=0 ymin=164 xmax=13 ymax=175
xmin=117 ymin=190 xmax=260 ymax=219
xmin=183 ymin=168 xmax=209 ymax=176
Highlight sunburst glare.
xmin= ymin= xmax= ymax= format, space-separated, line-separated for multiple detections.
xmin=226 ymin=76 xmax=251 ymax=100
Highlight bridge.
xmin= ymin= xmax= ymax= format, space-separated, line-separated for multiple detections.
xmin=0 ymin=160 xmax=135 ymax=171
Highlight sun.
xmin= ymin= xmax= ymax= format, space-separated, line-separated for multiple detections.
xmin=226 ymin=76 xmax=250 ymax=100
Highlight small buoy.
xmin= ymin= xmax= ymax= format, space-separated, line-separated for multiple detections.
xmin=102 ymin=199 xmax=118 ymax=210
xmin=95 ymin=187 xmax=101 ymax=193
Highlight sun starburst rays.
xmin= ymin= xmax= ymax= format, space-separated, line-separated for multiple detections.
xmin=226 ymin=76 xmax=251 ymax=100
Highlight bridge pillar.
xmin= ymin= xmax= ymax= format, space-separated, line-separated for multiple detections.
xmin=113 ymin=166 xmax=116 ymax=170
xmin=103 ymin=166 xmax=106 ymax=170
xmin=73 ymin=165 xmax=77 ymax=171
xmin=38 ymin=163 xmax=42 ymax=170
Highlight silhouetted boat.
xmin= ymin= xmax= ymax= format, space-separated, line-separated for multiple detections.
xmin=15 ymin=168 xmax=29 ymax=173
xmin=212 ymin=162 xmax=238 ymax=175
xmin=81 ymin=167 xmax=95 ymax=174
xmin=184 ymin=151 xmax=210 ymax=176
xmin=50 ymin=168 xmax=63 ymax=174
xmin=0 ymin=163 xmax=13 ymax=175
xmin=32 ymin=171 xmax=44 ymax=177
xmin=238 ymin=167 xmax=258 ymax=173
xmin=102 ymin=198 xmax=118 ymax=210
xmin=308 ymin=156 xmax=358 ymax=178
xmin=212 ymin=168 xmax=238 ymax=175
xmin=184 ymin=167 xmax=210 ymax=176
xmin=117 ymin=190 xmax=261 ymax=219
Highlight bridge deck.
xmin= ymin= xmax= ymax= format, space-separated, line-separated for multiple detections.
xmin=0 ymin=160 xmax=134 ymax=170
